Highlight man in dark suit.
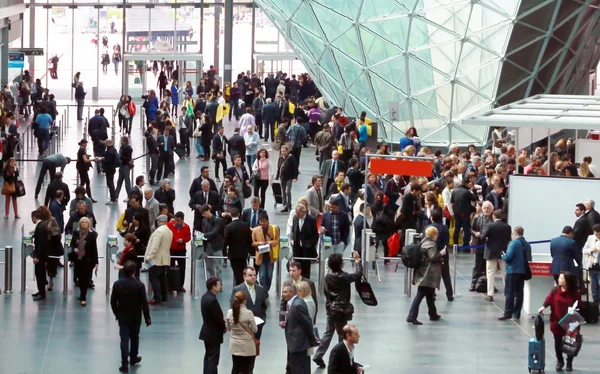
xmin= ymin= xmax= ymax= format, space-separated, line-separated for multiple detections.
xmin=200 ymin=206 xmax=224 ymax=279
xmin=451 ymin=179 xmax=477 ymax=246
xmin=189 ymin=180 xmax=221 ymax=232
xmin=574 ymin=202 xmax=593 ymax=251
xmin=44 ymin=171 xmax=71 ymax=208
xmin=282 ymin=284 xmax=317 ymax=374
xmin=227 ymin=127 xmax=246 ymax=165
xmin=31 ymin=209 xmax=49 ymax=301
xmin=428 ymin=209 xmax=453 ymax=301
xmin=241 ymin=197 xmax=269 ymax=229
xmin=396 ymin=184 xmax=420 ymax=232
xmin=485 ymin=183 xmax=504 ymax=211
xmin=261 ymin=98 xmax=278 ymax=142
xmin=280 ymin=261 xmax=318 ymax=325
xmin=327 ymin=325 xmax=364 ymax=374
xmin=291 ymin=205 xmax=319 ymax=278
xmin=584 ymin=200 xmax=600 ymax=229
xmin=189 ymin=166 xmax=219 ymax=198
xmin=230 ymin=267 xmax=267 ymax=339
xmin=224 ymin=208 xmax=253 ymax=286
xmin=110 ymin=261 xmax=151 ymax=373
xmin=157 ymin=127 xmax=175 ymax=181
xmin=211 ymin=126 xmax=228 ymax=181
xmin=320 ymin=151 xmax=347 ymax=197
xmin=199 ymin=277 xmax=226 ymax=374
xmin=481 ymin=209 xmax=512 ymax=302
xmin=550 ymin=226 xmax=579 ymax=283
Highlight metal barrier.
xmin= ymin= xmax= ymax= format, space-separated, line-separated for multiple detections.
xmin=0 ymin=246 xmax=14 ymax=293
xmin=104 ymin=235 xmax=119 ymax=296
xmin=20 ymin=235 xmax=34 ymax=294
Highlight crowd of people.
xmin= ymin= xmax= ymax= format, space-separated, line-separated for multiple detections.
xmin=3 ymin=66 xmax=599 ymax=373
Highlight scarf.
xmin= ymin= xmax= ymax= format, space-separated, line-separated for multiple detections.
xmin=77 ymin=229 xmax=89 ymax=259
xmin=119 ymin=245 xmax=135 ymax=266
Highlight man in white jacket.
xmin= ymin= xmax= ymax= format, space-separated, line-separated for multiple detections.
xmin=145 ymin=215 xmax=173 ymax=305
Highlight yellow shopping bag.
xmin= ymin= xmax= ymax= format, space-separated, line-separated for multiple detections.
xmin=448 ymin=219 xmax=464 ymax=246
xmin=116 ymin=212 xmax=127 ymax=231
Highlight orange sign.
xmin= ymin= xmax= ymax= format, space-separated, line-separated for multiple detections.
xmin=369 ymin=158 xmax=433 ymax=177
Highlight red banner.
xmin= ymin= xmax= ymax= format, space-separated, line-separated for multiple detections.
xmin=529 ymin=262 xmax=552 ymax=277
xmin=369 ymin=158 xmax=433 ymax=177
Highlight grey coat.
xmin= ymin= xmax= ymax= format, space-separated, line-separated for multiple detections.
xmin=305 ymin=186 xmax=324 ymax=217
xmin=413 ymin=238 xmax=442 ymax=289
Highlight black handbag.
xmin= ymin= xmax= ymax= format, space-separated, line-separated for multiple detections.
xmin=242 ymin=183 xmax=252 ymax=199
xmin=15 ymin=178 xmax=26 ymax=197
xmin=355 ymin=276 xmax=378 ymax=306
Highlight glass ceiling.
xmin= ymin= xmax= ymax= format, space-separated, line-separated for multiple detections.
xmin=254 ymin=0 xmax=521 ymax=146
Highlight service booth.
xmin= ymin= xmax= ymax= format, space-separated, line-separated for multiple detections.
xmin=254 ymin=52 xmax=302 ymax=79
xmin=461 ymin=94 xmax=600 ymax=315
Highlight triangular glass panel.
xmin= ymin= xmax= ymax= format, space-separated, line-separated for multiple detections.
xmin=292 ymin=26 xmax=325 ymax=62
xmin=361 ymin=16 xmax=410 ymax=50
xmin=330 ymin=48 xmax=363 ymax=87
xmin=452 ymin=82 xmax=490 ymax=116
xmin=410 ymin=17 xmax=460 ymax=48
xmin=310 ymin=2 xmax=355 ymax=43
xmin=413 ymin=87 xmax=445 ymax=119
xmin=359 ymin=0 xmax=411 ymax=21
xmin=288 ymin=25 xmax=316 ymax=62
xmin=272 ymin=0 xmax=302 ymax=17
xmin=312 ymin=0 xmax=363 ymax=20
xmin=413 ymin=41 xmax=461 ymax=77
xmin=407 ymin=54 xmax=438 ymax=93
xmin=370 ymin=55 xmax=408 ymax=92
xmin=331 ymin=27 xmax=363 ymax=64
xmin=318 ymin=49 xmax=343 ymax=83
xmin=291 ymin=3 xmax=321 ymax=35
xmin=420 ymin=124 xmax=450 ymax=145
xmin=416 ymin=2 xmax=471 ymax=37
xmin=467 ymin=22 xmax=511 ymax=55
xmin=347 ymin=72 xmax=376 ymax=110
xmin=358 ymin=25 xmax=404 ymax=66
xmin=368 ymin=72 xmax=408 ymax=117
xmin=466 ymin=3 xmax=511 ymax=35
xmin=452 ymin=124 xmax=487 ymax=144
xmin=480 ymin=0 xmax=519 ymax=18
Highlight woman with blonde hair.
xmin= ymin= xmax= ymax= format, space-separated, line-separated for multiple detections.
xmin=226 ymin=290 xmax=258 ymax=373
xmin=580 ymin=162 xmax=594 ymax=178
xmin=1 ymin=157 xmax=20 ymax=219
xmin=69 ymin=216 xmax=98 ymax=306
xmin=297 ymin=280 xmax=317 ymax=353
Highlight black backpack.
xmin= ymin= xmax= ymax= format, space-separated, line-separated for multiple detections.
xmin=401 ymin=240 xmax=424 ymax=269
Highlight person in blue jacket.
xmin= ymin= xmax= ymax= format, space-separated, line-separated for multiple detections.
xmin=357 ymin=118 xmax=368 ymax=150
xmin=145 ymin=90 xmax=159 ymax=124
xmin=399 ymin=126 xmax=420 ymax=153
xmin=550 ymin=226 xmax=579 ymax=283
xmin=170 ymin=80 xmax=180 ymax=116
xmin=498 ymin=225 xmax=532 ymax=321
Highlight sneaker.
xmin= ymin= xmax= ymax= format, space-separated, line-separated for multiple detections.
xmin=105 ymin=200 xmax=118 ymax=205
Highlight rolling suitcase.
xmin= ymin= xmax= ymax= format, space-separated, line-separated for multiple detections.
xmin=529 ymin=313 xmax=545 ymax=373
xmin=168 ymin=266 xmax=181 ymax=292
xmin=581 ymin=269 xmax=599 ymax=324
xmin=271 ymin=181 xmax=283 ymax=208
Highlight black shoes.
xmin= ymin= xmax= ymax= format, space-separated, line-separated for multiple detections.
xmin=313 ymin=358 xmax=326 ymax=368
xmin=281 ymin=207 xmax=290 ymax=213
xmin=33 ymin=294 xmax=46 ymax=301
xmin=406 ymin=319 xmax=423 ymax=325
xmin=429 ymin=315 xmax=442 ymax=321
xmin=556 ymin=359 xmax=564 ymax=372
xmin=497 ymin=315 xmax=512 ymax=321
xmin=447 ymin=295 xmax=454 ymax=302
xmin=566 ymin=361 xmax=573 ymax=372
xmin=118 ymin=366 xmax=129 ymax=373
xmin=130 ymin=356 xmax=142 ymax=366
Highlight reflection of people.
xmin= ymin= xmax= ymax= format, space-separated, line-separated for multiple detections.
xmin=49 ymin=56 xmax=59 ymax=79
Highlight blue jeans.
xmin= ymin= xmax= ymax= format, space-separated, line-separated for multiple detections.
xmin=591 ymin=271 xmax=600 ymax=303
xmin=195 ymin=138 xmax=204 ymax=156
xmin=259 ymin=252 xmax=274 ymax=293
xmin=246 ymin=154 xmax=257 ymax=176
xmin=503 ymin=273 xmax=525 ymax=318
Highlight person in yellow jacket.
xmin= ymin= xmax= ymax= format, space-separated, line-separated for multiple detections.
xmin=251 ymin=214 xmax=280 ymax=294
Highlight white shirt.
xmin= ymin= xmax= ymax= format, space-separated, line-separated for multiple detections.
xmin=343 ymin=340 xmax=354 ymax=366
xmin=245 ymin=281 xmax=256 ymax=304
xmin=217 ymin=96 xmax=226 ymax=106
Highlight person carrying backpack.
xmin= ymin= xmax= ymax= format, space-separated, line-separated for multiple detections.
xmin=405 ymin=226 xmax=446 ymax=325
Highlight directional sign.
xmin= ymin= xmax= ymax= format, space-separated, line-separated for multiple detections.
xmin=389 ymin=102 xmax=400 ymax=123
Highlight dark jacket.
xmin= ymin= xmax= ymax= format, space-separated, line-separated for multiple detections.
xmin=44 ymin=178 xmax=70 ymax=208
xmin=321 ymin=211 xmax=351 ymax=246
xmin=190 ymin=190 xmax=221 ymax=231
xmin=102 ymin=146 xmax=120 ymax=173
xmin=227 ymin=133 xmax=246 ymax=159
xmin=154 ymin=187 xmax=175 ymax=214
xmin=502 ymin=237 xmax=532 ymax=275
xmin=199 ymin=291 xmax=227 ymax=344
xmin=75 ymin=85 xmax=86 ymax=100
xmin=241 ymin=208 xmax=268 ymax=228
xmin=550 ymin=235 xmax=580 ymax=275
xmin=189 ymin=176 xmax=218 ymax=198
xmin=204 ymin=100 xmax=219 ymax=121
xmin=110 ymin=276 xmax=150 ymax=325
xmin=279 ymin=277 xmax=317 ymax=323
xmin=230 ymin=282 xmax=267 ymax=320
xmin=211 ymin=134 xmax=228 ymax=157
xmin=291 ymin=214 xmax=319 ymax=258
xmin=276 ymin=154 xmax=299 ymax=181
xmin=119 ymin=144 xmax=133 ymax=166
xmin=70 ymin=230 xmax=99 ymax=265
xmin=261 ymin=102 xmax=278 ymax=124
xmin=396 ymin=193 xmax=419 ymax=230
xmin=585 ymin=209 xmax=600 ymax=230
xmin=65 ymin=210 xmax=97 ymax=235
xmin=481 ymin=220 xmax=512 ymax=260
xmin=285 ymin=297 xmax=316 ymax=353
xmin=328 ymin=341 xmax=362 ymax=374
xmin=32 ymin=221 xmax=49 ymax=260
xmin=324 ymin=261 xmax=363 ymax=316
xmin=573 ymin=215 xmax=593 ymax=250
xmin=146 ymin=133 xmax=159 ymax=155
xmin=224 ymin=219 xmax=253 ymax=259
xmin=49 ymin=199 xmax=64 ymax=233
xmin=451 ymin=184 xmax=477 ymax=215
xmin=201 ymin=214 xmax=224 ymax=252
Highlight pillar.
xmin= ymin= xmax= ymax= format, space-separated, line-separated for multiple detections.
xmin=213 ymin=0 xmax=221 ymax=78
xmin=223 ymin=0 xmax=233 ymax=83
xmin=1 ymin=25 xmax=8 ymax=86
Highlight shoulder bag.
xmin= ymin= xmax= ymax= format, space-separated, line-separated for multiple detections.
xmin=240 ymin=322 xmax=260 ymax=356
xmin=15 ymin=177 xmax=26 ymax=197
xmin=1 ymin=181 xmax=15 ymax=196
xmin=520 ymin=238 xmax=532 ymax=280
xmin=235 ymin=168 xmax=252 ymax=199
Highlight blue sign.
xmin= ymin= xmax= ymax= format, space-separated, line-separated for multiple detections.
xmin=8 ymin=52 xmax=24 ymax=68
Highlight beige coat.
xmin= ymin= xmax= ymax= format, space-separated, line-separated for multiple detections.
xmin=226 ymin=305 xmax=258 ymax=357
xmin=252 ymin=225 xmax=280 ymax=265
xmin=145 ymin=224 xmax=173 ymax=266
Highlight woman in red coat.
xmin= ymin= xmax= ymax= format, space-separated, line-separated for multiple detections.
xmin=538 ymin=271 xmax=581 ymax=372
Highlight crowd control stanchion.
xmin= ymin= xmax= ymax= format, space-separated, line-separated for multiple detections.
xmin=452 ymin=244 xmax=460 ymax=299
xmin=276 ymin=236 xmax=290 ymax=297
xmin=21 ymin=235 xmax=34 ymax=294
xmin=2 ymin=246 xmax=14 ymax=293
xmin=64 ymin=234 xmax=72 ymax=296
xmin=105 ymin=235 xmax=119 ymax=296
xmin=318 ymin=236 xmax=333 ymax=296
xmin=190 ymin=243 xmax=197 ymax=297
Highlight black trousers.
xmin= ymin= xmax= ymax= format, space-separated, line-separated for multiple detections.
xmin=149 ymin=153 xmax=158 ymax=184
xmin=79 ymin=170 xmax=93 ymax=199
xmin=157 ymin=152 xmax=171 ymax=181
xmin=254 ymin=180 xmax=268 ymax=209
xmin=34 ymin=259 xmax=47 ymax=296
xmin=180 ymin=129 xmax=190 ymax=156
xmin=293 ymin=246 xmax=314 ymax=279
xmin=230 ymin=258 xmax=246 ymax=287
xmin=314 ymin=312 xmax=347 ymax=360
xmin=170 ymin=249 xmax=186 ymax=289
xmin=554 ymin=333 xmax=574 ymax=362
xmin=214 ymin=156 xmax=227 ymax=179
xmin=255 ymin=113 xmax=263 ymax=138
xmin=74 ymin=259 xmax=94 ymax=301
xmin=407 ymin=286 xmax=438 ymax=320
xmin=106 ymin=171 xmax=116 ymax=202
xmin=289 ymin=350 xmax=311 ymax=374
xmin=291 ymin=146 xmax=302 ymax=167
xmin=203 ymin=342 xmax=221 ymax=374
xmin=149 ymin=265 xmax=168 ymax=302
xmin=231 ymin=355 xmax=254 ymax=374
xmin=441 ymin=254 xmax=453 ymax=297
xmin=471 ymin=248 xmax=486 ymax=288
xmin=453 ymin=214 xmax=471 ymax=247
xmin=35 ymin=160 xmax=56 ymax=197
xmin=119 ymin=322 xmax=141 ymax=367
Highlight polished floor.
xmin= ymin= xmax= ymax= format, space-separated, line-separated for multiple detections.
xmin=0 ymin=106 xmax=599 ymax=373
